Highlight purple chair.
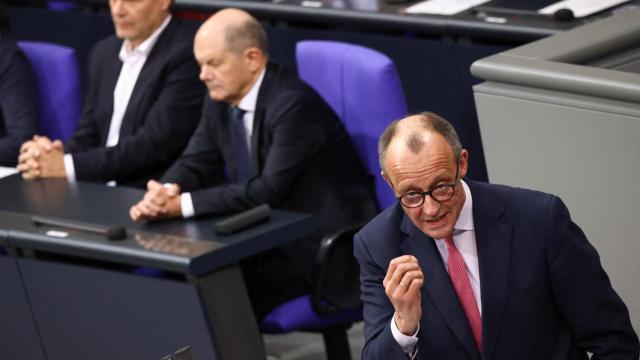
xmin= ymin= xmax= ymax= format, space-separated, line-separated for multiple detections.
xmin=261 ymin=225 xmax=364 ymax=360
xmin=47 ymin=0 xmax=78 ymax=11
xmin=260 ymin=41 xmax=407 ymax=360
xmin=18 ymin=41 xmax=81 ymax=141
xmin=296 ymin=40 xmax=407 ymax=210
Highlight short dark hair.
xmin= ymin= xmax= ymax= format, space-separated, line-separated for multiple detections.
xmin=378 ymin=111 xmax=462 ymax=174
xmin=224 ymin=17 xmax=268 ymax=56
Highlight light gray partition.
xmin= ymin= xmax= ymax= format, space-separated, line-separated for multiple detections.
xmin=471 ymin=8 xmax=640 ymax=332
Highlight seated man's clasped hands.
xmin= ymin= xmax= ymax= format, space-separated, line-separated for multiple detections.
xmin=17 ymin=135 xmax=66 ymax=179
xmin=130 ymin=180 xmax=181 ymax=220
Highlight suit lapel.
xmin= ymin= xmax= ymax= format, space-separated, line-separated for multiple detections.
xmin=101 ymin=46 xmax=122 ymax=144
xmin=250 ymin=65 xmax=273 ymax=172
xmin=399 ymin=215 xmax=481 ymax=360
xmin=251 ymin=108 xmax=264 ymax=171
xmin=120 ymin=19 xmax=176 ymax=138
xmin=468 ymin=180 xmax=512 ymax=360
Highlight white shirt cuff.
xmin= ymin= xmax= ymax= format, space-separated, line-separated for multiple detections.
xmin=63 ymin=154 xmax=75 ymax=182
xmin=390 ymin=314 xmax=419 ymax=356
xmin=180 ymin=192 xmax=195 ymax=218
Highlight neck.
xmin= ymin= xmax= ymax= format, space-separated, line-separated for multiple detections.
xmin=232 ymin=62 xmax=266 ymax=106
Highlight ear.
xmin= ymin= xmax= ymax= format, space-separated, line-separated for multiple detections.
xmin=244 ymin=47 xmax=264 ymax=72
xmin=381 ymin=171 xmax=396 ymax=195
xmin=458 ymin=149 xmax=469 ymax=179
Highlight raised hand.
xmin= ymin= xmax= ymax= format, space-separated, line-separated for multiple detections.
xmin=383 ymin=255 xmax=424 ymax=335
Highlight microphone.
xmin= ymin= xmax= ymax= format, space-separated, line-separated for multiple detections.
xmin=474 ymin=6 xmax=575 ymax=22
xmin=32 ymin=216 xmax=127 ymax=241
xmin=214 ymin=204 xmax=272 ymax=235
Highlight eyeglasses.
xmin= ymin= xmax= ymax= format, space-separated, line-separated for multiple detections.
xmin=395 ymin=164 xmax=459 ymax=208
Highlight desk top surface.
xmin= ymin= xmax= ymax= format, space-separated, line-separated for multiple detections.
xmin=69 ymin=0 xmax=640 ymax=43
xmin=0 ymin=175 xmax=316 ymax=276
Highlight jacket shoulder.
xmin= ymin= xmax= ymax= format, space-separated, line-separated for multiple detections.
xmin=468 ymin=179 xmax=559 ymax=224
xmin=356 ymin=204 xmax=405 ymax=247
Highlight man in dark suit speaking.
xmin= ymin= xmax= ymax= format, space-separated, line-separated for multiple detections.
xmin=17 ymin=0 xmax=204 ymax=187
xmin=129 ymin=8 xmax=377 ymax=316
xmin=355 ymin=112 xmax=638 ymax=359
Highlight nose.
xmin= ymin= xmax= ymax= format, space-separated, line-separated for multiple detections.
xmin=199 ymin=65 xmax=213 ymax=82
xmin=111 ymin=0 xmax=125 ymax=17
xmin=199 ymin=65 xmax=208 ymax=82
xmin=421 ymin=195 xmax=440 ymax=217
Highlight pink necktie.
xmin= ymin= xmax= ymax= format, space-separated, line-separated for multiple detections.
xmin=445 ymin=236 xmax=482 ymax=353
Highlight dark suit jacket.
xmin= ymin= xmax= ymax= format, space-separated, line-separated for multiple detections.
xmin=162 ymin=62 xmax=378 ymax=280
xmin=65 ymin=18 xmax=205 ymax=188
xmin=355 ymin=179 xmax=639 ymax=360
xmin=0 ymin=33 xmax=37 ymax=166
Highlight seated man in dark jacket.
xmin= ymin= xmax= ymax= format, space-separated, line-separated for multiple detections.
xmin=17 ymin=0 xmax=204 ymax=187
xmin=0 ymin=1 xmax=37 ymax=166
xmin=130 ymin=8 xmax=378 ymax=316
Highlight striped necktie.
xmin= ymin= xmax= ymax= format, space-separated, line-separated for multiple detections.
xmin=445 ymin=236 xmax=482 ymax=353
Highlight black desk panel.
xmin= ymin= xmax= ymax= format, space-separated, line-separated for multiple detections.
xmin=18 ymin=257 xmax=216 ymax=360
xmin=0 ymin=174 xmax=315 ymax=275
xmin=0 ymin=175 xmax=316 ymax=360
xmin=0 ymin=256 xmax=46 ymax=360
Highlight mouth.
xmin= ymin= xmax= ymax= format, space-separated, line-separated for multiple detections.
xmin=114 ymin=22 xmax=130 ymax=29
xmin=424 ymin=212 xmax=447 ymax=227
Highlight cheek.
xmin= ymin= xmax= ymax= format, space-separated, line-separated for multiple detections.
xmin=404 ymin=208 xmax=423 ymax=224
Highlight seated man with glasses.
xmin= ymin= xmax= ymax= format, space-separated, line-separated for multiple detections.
xmin=354 ymin=112 xmax=638 ymax=359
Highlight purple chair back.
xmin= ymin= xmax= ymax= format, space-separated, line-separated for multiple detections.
xmin=296 ymin=40 xmax=407 ymax=210
xmin=18 ymin=41 xmax=81 ymax=141
xmin=47 ymin=0 xmax=78 ymax=11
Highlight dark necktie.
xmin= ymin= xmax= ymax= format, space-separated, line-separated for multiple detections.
xmin=231 ymin=107 xmax=251 ymax=182
xmin=445 ymin=236 xmax=483 ymax=353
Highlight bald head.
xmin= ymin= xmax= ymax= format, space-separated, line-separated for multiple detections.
xmin=378 ymin=112 xmax=462 ymax=174
xmin=196 ymin=8 xmax=268 ymax=56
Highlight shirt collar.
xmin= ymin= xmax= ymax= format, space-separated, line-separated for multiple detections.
xmin=237 ymin=67 xmax=266 ymax=113
xmin=454 ymin=179 xmax=474 ymax=232
xmin=119 ymin=15 xmax=171 ymax=62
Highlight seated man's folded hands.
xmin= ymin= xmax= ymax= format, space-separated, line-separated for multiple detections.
xmin=130 ymin=180 xmax=182 ymax=221
xmin=17 ymin=135 xmax=66 ymax=179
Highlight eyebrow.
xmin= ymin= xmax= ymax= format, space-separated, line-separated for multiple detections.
xmin=398 ymin=172 xmax=452 ymax=194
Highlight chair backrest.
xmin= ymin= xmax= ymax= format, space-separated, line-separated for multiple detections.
xmin=296 ymin=40 xmax=408 ymax=210
xmin=312 ymin=224 xmax=364 ymax=316
xmin=18 ymin=41 xmax=81 ymax=141
xmin=47 ymin=0 xmax=78 ymax=11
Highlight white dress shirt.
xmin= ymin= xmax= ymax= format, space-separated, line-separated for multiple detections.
xmin=64 ymin=15 xmax=172 ymax=185
xmin=180 ymin=68 xmax=266 ymax=218
xmin=392 ymin=179 xmax=481 ymax=356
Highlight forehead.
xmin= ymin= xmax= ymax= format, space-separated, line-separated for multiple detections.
xmin=385 ymin=131 xmax=455 ymax=186
xmin=194 ymin=30 xmax=227 ymax=60
xmin=113 ymin=0 xmax=161 ymax=10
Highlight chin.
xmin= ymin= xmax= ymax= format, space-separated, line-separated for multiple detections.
xmin=116 ymin=31 xmax=135 ymax=41
xmin=208 ymin=91 xmax=223 ymax=101
xmin=420 ymin=222 xmax=453 ymax=240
